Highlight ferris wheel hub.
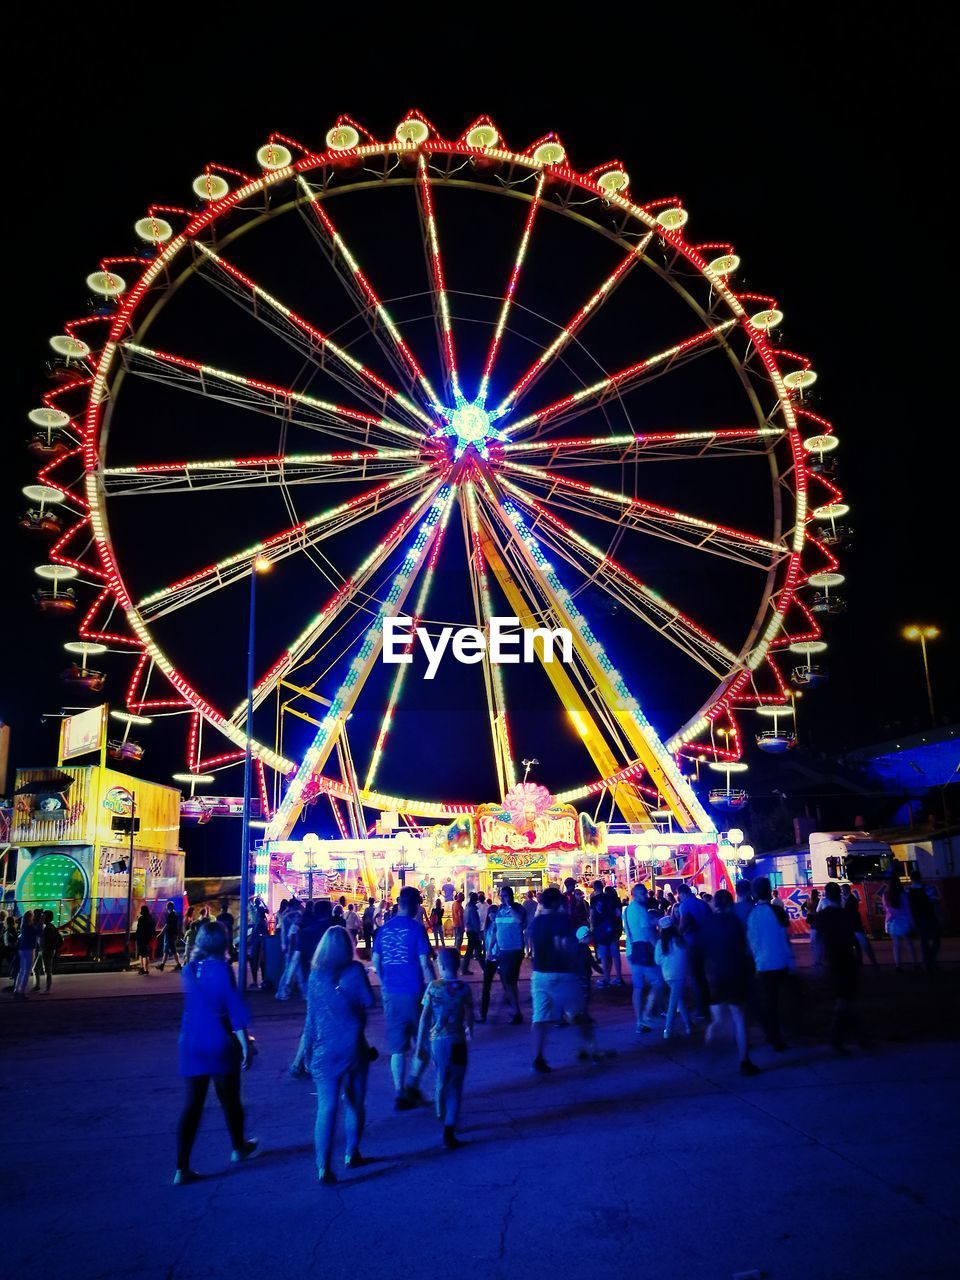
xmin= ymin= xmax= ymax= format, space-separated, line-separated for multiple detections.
xmin=440 ymin=398 xmax=504 ymax=459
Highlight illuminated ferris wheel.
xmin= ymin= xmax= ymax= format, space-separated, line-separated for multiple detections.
xmin=25 ymin=112 xmax=846 ymax=839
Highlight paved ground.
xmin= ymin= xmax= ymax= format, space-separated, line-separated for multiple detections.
xmin=2 ymin=943 xmax=958 ymax=1280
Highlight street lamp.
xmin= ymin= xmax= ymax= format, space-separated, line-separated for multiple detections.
xmin=903 ymin=625 xmax=940 ymax=726
xmin=239 ymin=556 xmax=272 ymax=992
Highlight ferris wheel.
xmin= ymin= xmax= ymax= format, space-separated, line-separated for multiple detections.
xmin=25 ymin=111 xmax=846 ymax=839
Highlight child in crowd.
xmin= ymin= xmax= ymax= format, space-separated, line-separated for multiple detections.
xmin=416 ymin=948 xmax=474 ymax=1149
xmin=655 ymin=917 xmax=691 ymax=1040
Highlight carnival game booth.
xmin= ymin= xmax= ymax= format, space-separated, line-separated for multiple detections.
xmin=8 ymin=765 xmax=185 ymax=959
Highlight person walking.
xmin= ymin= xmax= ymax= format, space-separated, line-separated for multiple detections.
xmin=174 ymin=922 xmax=257 ymax=1185
xmin=906 ymin=870 xmax=941 ymax=972
xmin=247 ymin=904 xmax=269 ymax=989
xmin=655 ymin=917 xmax=692 ymax=1040
xmin=810 ymin=882 xmax=861 ymax=1052
xmin=733 ymin=879 xmax=755 ymax=929
xmin=361 ymin=898 xmax=377 ymax=956
xmin=301 ymin=925 xmax=375 ymax=1183
xmin=702 ymin=890 xmax=759 ymax=1075
xmin=276 ymin=901 xmax=307 ymax=1002
xmin=416 ymin=947 xmax=474 ymax=1149
xmin=803 ymin=889 xmax=824 ymax=964
xmin=746 ymin=877 xmax=793 ymax=1052
xmin=37 ymin=911 xmax=62 ymax=992
xmin=593 ymin=885 xmax=624 ymax=986
xmin=563 ymin=877 xmax=589 ymax=930
xmin=451 ymin=892 xmax=466 ymax=956
xmin=477 ymin=905 xmax=500 ymax=1023
xmin=371 ymin=885 xmax=434 ymax=1110
xmin=344 ymin=903 xmax=361 ymax=951
xmin=185 ymin=907 xmax=208 ymax=963
xmin=157 ymin=901 xmax=183 ymax=972
xmin=215 ymin=899 xmax=236 ymax=961
xmin=0 ymin=912 xmax=16 ymax=980
xmin=840 ymin=884 xmax=878 ymax=967
xmin=676 ymin=884 xmax=711 ymax=1019
xmin=624 ymin=884 xmax=665 ymax=1033
xmin=430 ymin=898 xmax=445 ymax=949
xmin=529 ymin=886 xmax=596 ymax=1072
xmin=13 ymin=911 xmax=40 ymax=998
xmin=523 ymin=890 xmax=539 ymax=959
xmin=882 ymin=875 xmax=917 ymax=970
xmin=134 ymin=905 xmax=156 ymax=976
xmin=462 ymin=892 xmax=483 ymax=975
xmin=3 ymin=914 xmax=20 ymax=989
xmin=288 ymin=901 xmax=337 ymax=1074
xmin=489 ymin=885 xmax=525 ymax=1024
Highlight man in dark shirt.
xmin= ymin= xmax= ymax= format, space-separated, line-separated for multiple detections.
xmin=39 ymin=911 xmax=63 ymax=992
xmin=906 ymin=871 xmax=941 ymax=972
xmin=530 ymin=886 xmax=585 ymax=1073
xmin=810 ymin=882 xmax=860 ymax=1052
xmin=158 ymin=902 xmax=182 ymax=972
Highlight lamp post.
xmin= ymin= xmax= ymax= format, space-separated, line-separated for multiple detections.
xmin=124 ymin=793 xmax=136 ymax=970
xmin=238 ymin=556 xmax=271 ymax=992
xmin=903 ymin=625 xmax=940 ymax=726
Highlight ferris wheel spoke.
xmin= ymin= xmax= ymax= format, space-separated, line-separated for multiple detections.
xmin=503 ymin=320 xmax=736 ymax=439
xmin=267 ymin=481 xmax=458 ymax=840
xmin=476 ymin=172 xmax=546 ymax=406
xmin=297 ymin=176 xmax=443 ymax=412
xmin=500 ymin=425 xmax=784 ymax=467
xmin=495 ymin=234 xmax=653 ymax=418
xmin=416 ymin=155 xmax=462 ymax=404
xmin=461 ymin=478 xmax=517 ymax=796
xmin=500 ymin=462 xmax=785 ymax=570
xmin=498 ymin=479 xmax=740 ymax=678
xmin=137 ymin=467 xmax=433 ymax=621
xmin=363 ymin=492 xmax=455 ymax=792
xmin=102 ymin=448 xmax=424 ymax=496
xmin=192 ymin=243 xmax=433 ymax=432
xmin=121 ymin=342 xmax=425 ymax=450
xmin=230 ymin=478 xmax=448 ymax=728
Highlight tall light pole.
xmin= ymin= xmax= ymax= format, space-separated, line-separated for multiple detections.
xmin=903 ymin=625 xmax=940 ymax=726
xmin=239 ymin=557 xmax=271 ymax=992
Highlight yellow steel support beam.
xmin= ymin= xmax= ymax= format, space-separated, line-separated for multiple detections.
xmin=482 ymin=493 xmax=706 ymax=831
xmin=476 ymin=517 xmax=654 ymax=829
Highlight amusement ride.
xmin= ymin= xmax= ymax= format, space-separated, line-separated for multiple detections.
xmin=22 ymin=112 xmax=847 ymax=900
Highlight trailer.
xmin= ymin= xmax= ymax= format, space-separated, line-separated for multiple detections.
xmin=6 ymin=764 xmax=185 ymax=960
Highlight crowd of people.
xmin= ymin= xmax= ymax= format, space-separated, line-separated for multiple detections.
xmin=171 ymin=870 xmax=945 ymax=1187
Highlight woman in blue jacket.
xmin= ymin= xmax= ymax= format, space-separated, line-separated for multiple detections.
xmin=175 ymin=922 xmax=257 ymax=1184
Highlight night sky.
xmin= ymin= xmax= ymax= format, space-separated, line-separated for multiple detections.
xmin=4 ymin=11 xmax=956 ymax=869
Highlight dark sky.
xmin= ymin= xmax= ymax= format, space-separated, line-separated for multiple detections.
xmin=4 ymin=9 xmax=956 ymax=864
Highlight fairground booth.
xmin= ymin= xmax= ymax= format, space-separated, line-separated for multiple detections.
xmin=3 ymin=705 xmax=185 ymax=957
xmin=254 ymin=782 xmax=727 ymax=908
